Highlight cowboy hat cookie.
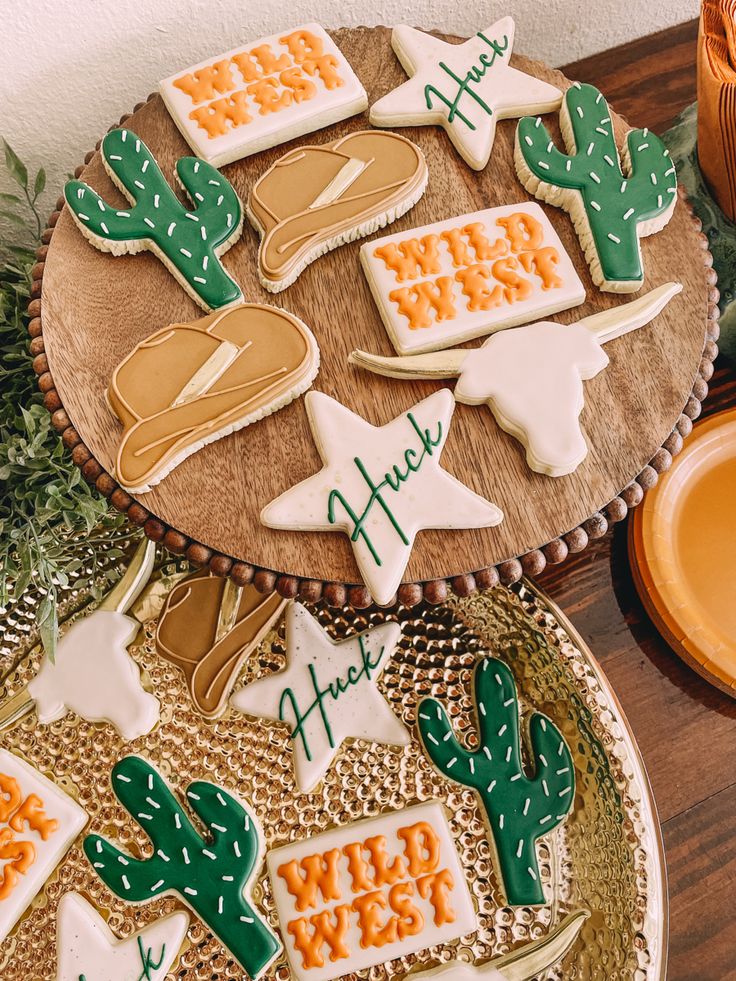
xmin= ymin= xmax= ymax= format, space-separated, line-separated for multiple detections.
xmin=514 ymin=82 xmax=678 ymax=292
xmin=370 ymin=18 xmax=562 ymax=171
xmin=160 ymin=25 xmax=367 ymax=168
xmin=107 ymin=303 xmax=320 ymax=493
xmin=64 ymin=129 xmax=243 ymax=311
xmin=351 ymin=283 xmax=683 ymax=477
xmin=248 ymin=131 xmax=428 ymax=292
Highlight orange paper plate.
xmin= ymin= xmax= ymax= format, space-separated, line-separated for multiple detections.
xmin=630 ymin=406 xmax=736 ymax=695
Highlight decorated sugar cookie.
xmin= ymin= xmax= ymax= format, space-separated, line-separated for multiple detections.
xmin=83 ymin=755 xmax=280 ymax=980
xmin=406 ymin=909 xmax=589 ymax=981
xmin=156 ymin=570 xmax=287 ymax=719
xmin=515 ymin=82 xmax=678 ymax=292
xmin=248 ymin=130 xmax=428 ymax=292
xmin=418 ymin=658 xmax=575 ymax=906
xmin=160 ymin=24 xmax=368 ymax=168
xmin=361 ymin=202 xmax=585 ymax=354
xmin=260 ymin=389 xmax=503 ymax=606
xmin=351 ymin=283 xmax=682 ymax=477
xmin=370 ymin=18 xmax=562 ymax=171
xmin=64 ymin=129 xmax=243 ymax=311
xmin=55 ymin=892 xmax=190 ymax=981
xmin=108 ymin=303 xmax=320 ymax=493
xmin=0 ymin=750 xmax=87 ymax=943
xmin=0 ymin=539 xmax=159 ymax=741
xmin=267 ymin=801 xmax=476 ymax=981
xmin=231 ymin=602 xmax=410 ymax=792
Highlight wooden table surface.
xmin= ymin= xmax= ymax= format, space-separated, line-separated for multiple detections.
xmin=548 ymin=19 xmax=736 ymax=980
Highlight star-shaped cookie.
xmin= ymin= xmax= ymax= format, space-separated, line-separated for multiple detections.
xmin=260 ymin=389 xmax=503 ymax=605
xmin=55 ymin=892 xmax=189 ymax=981
xmin=230 ymin=602 xmax=410 ymax=792
xmin=370 ymin=17 xmax=562 ymax=170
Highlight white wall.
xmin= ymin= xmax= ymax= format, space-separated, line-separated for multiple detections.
xmin=1 ymin=0 xmax=698 ymax=241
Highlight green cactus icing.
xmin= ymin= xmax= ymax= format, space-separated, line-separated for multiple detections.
xmin=417 ymin=657 xmax=575 ymax=906
xmin=83 ymin=756 xmax=280 ymax=979
xmin=64 ymin=129 xmax=243 ymax=310
xmin=515 ymin=82 xmax=677 ymax=290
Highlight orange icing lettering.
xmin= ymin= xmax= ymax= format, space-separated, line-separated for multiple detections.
xmin=278 ymin=850 xmax=342 ymax=912
xmin=9 ymin=794 xmax=58 ymax=841
xmin=231 ymin=51 xmax=265 ymax=83
xmin=417 ymin=869 xmax=456 ymax=927
xmin=389 ymin=881 xmax=424 ymax=940
xmin=364 ymin=835 xmax=407 ymax=887
xmin=343 ymin=841 xmax=374 ymax=893
xmin=288 ymin=905 xmax=352 ymax=969
xmin=497 ymin=212 xmax=544 ymax=253
xmin=519 ymin=246 xmax=562 ymax=290
xmin=247 ymin=78 xmax=292 ymax=116
xmin=173 ymin=60 xmax=235 ymax=105
xmin=250 ymin=43 xmax=291 ymax=75
xmin=189 ymin=91 xmax=253 ymax=138
xmin=440 ymin=227 xmax=474 ymax=267
xmin=280 ymin=29 xmax=325 ymax=64
xmin=280 ymin=67 xmax=317 ymax=104
xmin=0 ymin=773 xmax=21 ymax=823
xmin=397 ymin=821 xmax=440 ymax=877
xmin=455 ymin=264 xmax=504 ymax=312
xmin=0 ymin=828 xmax=35 ymax=901
xmin=491 ymin=257 xmax=533 ymax=304
xmin=302 ymin=54 xmax=344 ymax=90
xmin=374 ymin=235 xmax=441 ymax=282
xmin=464 ymin=222 xmax=508 ymax=261
xmin=352 ymin=889 xmax=398 ymax=949
xmin=390 ymin=278 xmax=456 ymax=329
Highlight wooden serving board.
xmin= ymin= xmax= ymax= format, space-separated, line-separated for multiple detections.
xmin=36 ymin=27 xmax=713 ymax=601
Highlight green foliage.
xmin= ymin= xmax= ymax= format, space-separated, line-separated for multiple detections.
xmin=0 ymin=142 xmax=124 ymax=659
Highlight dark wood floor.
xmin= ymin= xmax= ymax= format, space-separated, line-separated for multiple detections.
xmin=547 ymin=20 xmax=736 ymax=980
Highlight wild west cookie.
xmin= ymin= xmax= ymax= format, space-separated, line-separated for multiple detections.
xmin=370 ymin=17 xmax=562 ymax=171
xmin=83 ymin=755 xmax=280 ymax=980
xmin=55 ymin=892 xmax=190 ymax=981
xmin=514 ymin=82 xmax=678 ymax=292
xmin=260 ymin=389 xmax=503 ymax=606
xmin=350 ymin=283 xmax=682 ymax=477
xmin=266 ymin=801 xmax=476 ymax=981
xmin=360 ymin=203 xmax=585 ymax=355
xmin=0 ymin=750 xmax=87 ymax=943
xmin=107 ymin=303 xmax=320 ymax=493
xmin=417 ymin=658 xmax=575 ymax=906
xmin=64 ymin=129 xmax=243 ymax=311
xmin=160 ymin=25 xmax=368 ymax=168
xmin=155 ymin=570 xmax=287 ymax=719
xmin=248 ymin=130 xmax=428 ymax=292
xmin=230 ymin=602 xmax=410 ymax=793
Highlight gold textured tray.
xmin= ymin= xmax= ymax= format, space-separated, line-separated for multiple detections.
xmin=0 ymin=535 xmax=666 ymax=980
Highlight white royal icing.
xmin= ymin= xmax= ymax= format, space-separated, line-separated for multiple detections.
xmin=260 ymin=389 xmax=503 ymax=605
xmin=0 ymin=750 xmax=87 ymax=944
xmin=360 ymin=202 xmax=585 ymax=355
xmin=370 ymin=18 xmax=562 ymax=170
xmin=230 ymin=602 xmax=410 ymax=793
xmin=28 ymin=610 xmax=160 ymax=742
xmin=55 ymin=892 xmax=189 ymax=981
xmin=267 ymin=801 xmax=477 ymax=981
xmin=160 ymin=24 xmax=368 ymax=168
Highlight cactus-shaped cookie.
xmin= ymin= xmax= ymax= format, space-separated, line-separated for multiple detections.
xmin=417 ymin=658 xmax=574 ymax=906
xmin=514 ymin=82 xmax=677 ymax=292
xmin=83 ymin=756 xmax=280 ymax=979
xmin=64 ymin=129 xmax=243 ymax=310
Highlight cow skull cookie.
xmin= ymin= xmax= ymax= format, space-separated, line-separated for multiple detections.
xmin=64 ymin=129 xmax=244 ymax=311
xmin=160 ymin=25 xmax=368 ymax=167
xmin=230 ymin=602 xmax=410 ymax=792
xmin=107 ymin=303 xmax=320 ymax=493
xmin=351 ymin=283 xmax=682 ymax=477
xmin=260 ymin=389 xmax=504 ymax=605
xmin=370 ymin=17 xmax=562 ymax=170
xmin=248 ymin=130 xmax=428 ymax=292
xmin=515 ymin=82 xmax=678 ymax=292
